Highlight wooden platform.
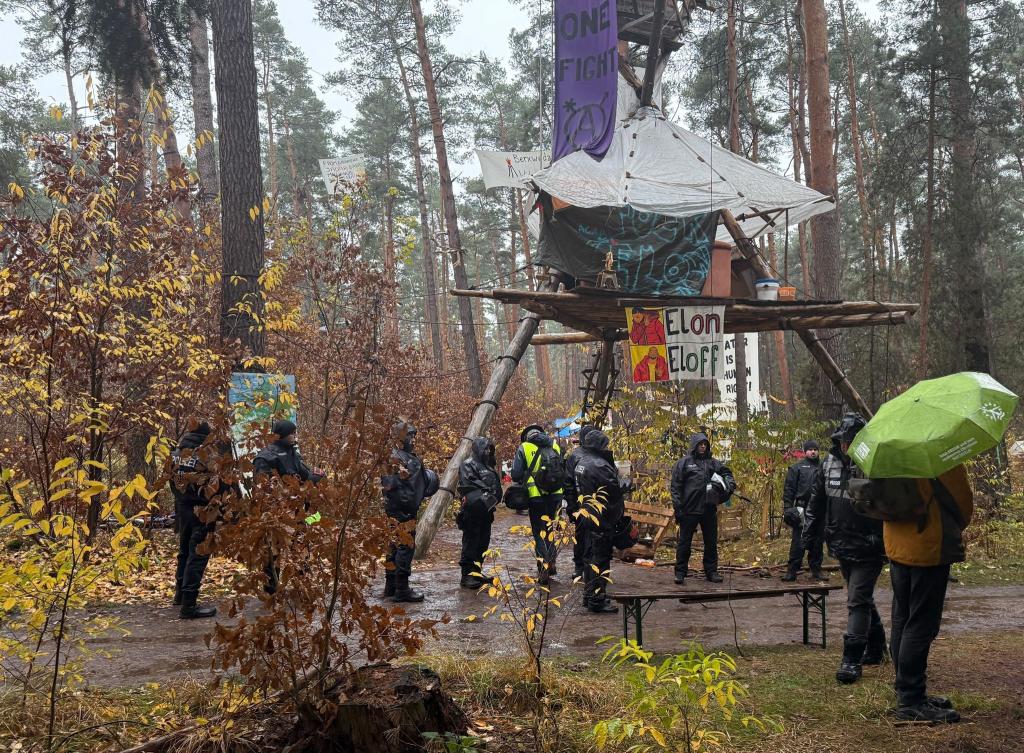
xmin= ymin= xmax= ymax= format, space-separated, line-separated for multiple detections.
xmin=452 ymin=287 xmax=918 ymax=342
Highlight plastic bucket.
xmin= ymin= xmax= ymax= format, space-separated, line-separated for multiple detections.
xmin=755 ymin=278 xmax=780 ymax=301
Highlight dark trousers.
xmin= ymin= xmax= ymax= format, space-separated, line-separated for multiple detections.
xmin=582 ymin=523 xmax=613 ymax=602
xmin=388 ymin=520 xmax=416 ymax=578
xmin=787 ymin=521 xmax=823 ymax=573
xmin=891 ymin=562 xmax=950 ymax=706
xmin=839 ymin=559 xmax=885 ymax=649
xmin=175 ymin=503 xmax=213 ymax=600
xmin=528 ymin=494 xmax=560 ymax=567
xmin=459 ymin=498 xmax=493 ymax=576
xmin=675 ymin=506 xmax=719 ymax=577
xmin=573 ymin=516 xmax=587 ymax=574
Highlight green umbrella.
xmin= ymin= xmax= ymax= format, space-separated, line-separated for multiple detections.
xmin=850 ymin=372 xmax=1018 ymax=478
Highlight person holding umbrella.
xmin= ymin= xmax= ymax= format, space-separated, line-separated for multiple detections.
xmin=848 ymin=372 xmax=1017 ymax=723
xmin=802 ymin=413 xmax=887 ymax=684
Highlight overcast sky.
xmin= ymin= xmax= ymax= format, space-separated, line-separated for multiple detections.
xmin=0 ymin=0 xmax=530 ymax=132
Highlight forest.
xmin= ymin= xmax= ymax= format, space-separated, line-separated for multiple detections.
xmin=0 ymin=0 xmax=1023 ymax=752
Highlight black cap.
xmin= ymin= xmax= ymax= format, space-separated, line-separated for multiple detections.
xmin=272 ymin=419 xmax=297 ymax=439
xmin=192 ymin=420 xmax=211 ymax=438
xmin=803 ymin=440 xmax=820 ymax=451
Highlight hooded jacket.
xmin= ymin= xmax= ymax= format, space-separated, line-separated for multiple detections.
xmin=802 ymin=449 xmax=885 ymax=563
xmin=573 ymin=430 xmax=624 ymax=530
xmin=253 ymin=439 xmax=321 ymax=483
xmin=783 ymin=455 xmax=821 ymax=510
xmin=883 ymin=465 xmax=974 ymax=567
xmin=458 ymin=437 xmax=502 ymax=509
xmin=381 ymin=424 xmax=436 ymax=522
xmin=562 ymin=424 xmax=596 ymax=512
xmin=670 ymin=433 xmax=736 ymax=517
xmin=172 ymin=430 xmax=234 ymax=509
xmin=511 ymin=429 xmax=562 ymax=497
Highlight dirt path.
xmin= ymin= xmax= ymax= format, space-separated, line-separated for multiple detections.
xmin=77 ymin=510 xmax=1024 ymax=687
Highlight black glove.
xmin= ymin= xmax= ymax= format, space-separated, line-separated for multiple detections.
xmin=783 ymin=507 xmax=801 ymax=527
xmin=619 ymin=477 xmax=636 ymax=493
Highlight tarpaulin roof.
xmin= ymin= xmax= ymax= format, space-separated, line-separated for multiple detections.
xmin=531 ymin=74 xmax=834 ymax=241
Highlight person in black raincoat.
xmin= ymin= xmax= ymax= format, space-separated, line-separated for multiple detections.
xmin=171 ymin=421 xmax=232 ymax=619
xmin=381 ymin=421 xmax=438 ymax=602
xmin=562 ymin=424 xmax=596 ymax=579
xmin=781 ymin=440 xmax=827 ymax=581
xmin=252 ymin=419 xmax=323 ymax=593
xmin=670 ymin=433 xmax=736 ymax=584
xmin=574 ymin=429 xmax=631 ymax=614
xmin=511 ymin=424 xmax=564 ymax=584
xmin=457 ymin=437 xmax=502 ymax=588
xmin=802 ymin=413 xmax=887 ymax=684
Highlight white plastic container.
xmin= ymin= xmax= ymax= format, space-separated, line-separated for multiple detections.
xmin=755 ymin=278 xmax=780 ymax=301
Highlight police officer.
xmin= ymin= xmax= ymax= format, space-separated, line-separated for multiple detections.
xmin=511 ymin=424 xmax=564 ymax=585
xmin=670 ymin=432 xmax=736 ymax=584
xmin=381 ymin=421 xmax=439 ymax=602
xmin=457 ymin=437 xmax=502 ymax=589
xmin=171 ymin=421 xmax=229 ymax=619
xmin=574 ymin=429 xmax=627 ymax=614
xmin=252 ymin=419 xmax=323 ymax=593
xmin=562 ymin=424 xmax=596 ymax=579
xmin=782 ymin=440 xmax=827 ymax=581
xmin=803 ymin=413 xmax=887 ymax=684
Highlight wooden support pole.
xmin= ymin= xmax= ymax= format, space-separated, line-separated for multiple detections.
xmin=415 ymin=282 xmax=555 ymax=556
xmin=585 ymin=340 xmax=617 ymax=424
xmin=640 ymin=0 xmax=667 ymax=107
xmin=796 ymin=328 xmax=873 ymax=418
xmin=720 ymin=209 xmax=773 ymax=280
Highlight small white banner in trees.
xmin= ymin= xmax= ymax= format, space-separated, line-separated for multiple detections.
xmin=625 ymin=306 xmax=726 ymax=383
xmin=475 ymin=149 xmax=545 ymax=189
xmin=319 ymin=155 xmax=366 ymax=194
xmin=717 ymin=333 xmax=769 ymax=411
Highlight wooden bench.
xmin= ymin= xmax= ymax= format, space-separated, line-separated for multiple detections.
xmin=609 ymin=584 xmax=844 ymax=649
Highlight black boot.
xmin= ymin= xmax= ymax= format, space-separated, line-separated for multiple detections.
xmin=810 ymin=569 xmax=829 ymax=580
xmin=537 ymin=564 xmax=551 ymax=586
xmin=862 ymin=625 xmax=888 ymax=666
xmin=674 ymin=571 xmax=687 ymax=585
xmin=392 ymin=575 xmax=424 ymax=603
xmin=179 ymin=595 xmax=217 ymax=620
xmin=781 ymin=571 xmax=798 ymax=582
xmin=891 ymin=702 xmax=960 ymax=723
xmin=172 ymin=581 xmax=183 ymax=606
xmin=706 ymin=571 xmax=724 ymax=583
xmin=383 ymin=572 xmax=396 ymax=598
xmin=460 ymin=573 xmax=485 ymax=589
xmin=836 ymin=637 xmax=866 ymax=684
xmin=587 ymin=598 xmax=619 ymax=614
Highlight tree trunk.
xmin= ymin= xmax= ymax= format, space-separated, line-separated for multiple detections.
xmin=939 ymin=0 xmax=990 ymax=373
xmin=516 ymin=190 xmax=553 ymax=396
xmin=409 ymin=0 xmax=483 ymax=394
xmin=786 ymin=6 xmax=813 ymax=296
xmin=726 ymin=0 xmax=748 ymax=428
xmin=917 ymin=53 xmax=937 ymax=379
xmin=189 ymin=10 xmax=220 ymax=207
xmin=210 ymin=0 xmax=266 ymax=358
xmin=393 ymin=43 xmax=444 ymax=369
xmin=802 ymin=0 xmax=844 ymax=414
xmin=383 ymin=193 xmax=399 ymax=342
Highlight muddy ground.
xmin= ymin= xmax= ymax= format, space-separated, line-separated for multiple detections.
xmin=76 ymin=509 xmax=1024 ymax=687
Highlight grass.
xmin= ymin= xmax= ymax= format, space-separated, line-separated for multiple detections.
xmin=421 ymin=629 xmax=1024 ymax=753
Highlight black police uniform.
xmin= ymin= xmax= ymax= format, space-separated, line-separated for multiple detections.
xmin=782 ymin=446 xmax=824 ymax=578
xmin=574 ymin=430 xmax=625 ymax=613
xmin=457 ymin=437 xmax=502 ymax=587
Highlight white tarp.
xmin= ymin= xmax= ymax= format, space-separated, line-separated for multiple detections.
xmin=475 ymin=149 xmax=545 ymax=189
xmin=531 ymin=74 xmax=833 ymax=241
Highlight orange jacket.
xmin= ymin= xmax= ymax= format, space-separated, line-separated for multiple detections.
xmin=883 ymin=465 xmax=974 ymax=567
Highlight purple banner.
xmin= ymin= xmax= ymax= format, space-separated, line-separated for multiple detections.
xmin=553 ymin=0 xmax=618 ymax=163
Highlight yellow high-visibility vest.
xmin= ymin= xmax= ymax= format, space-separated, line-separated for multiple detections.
xmin=522 ymin=441 xmax=563 ymax=498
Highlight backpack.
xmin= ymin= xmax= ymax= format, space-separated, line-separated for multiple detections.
xmin=530 ymin=444 xmax=566 ymax=494
xmin=848 ymin=477 xmax=928 ymax=522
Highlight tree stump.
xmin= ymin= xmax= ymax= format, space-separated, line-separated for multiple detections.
xmin=314 ymin=664 xmax=469 ymax=753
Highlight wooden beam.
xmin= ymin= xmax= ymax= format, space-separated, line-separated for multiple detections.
xmin=640 ymin=0 xmax=667 ymax=107
xmin=720 ymin=208 xmax=772 ymax=279
xmin=414 ymin=282 xmax=555 ymax=556
xmin=796 ymin=328 xmax=873 ymax=418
